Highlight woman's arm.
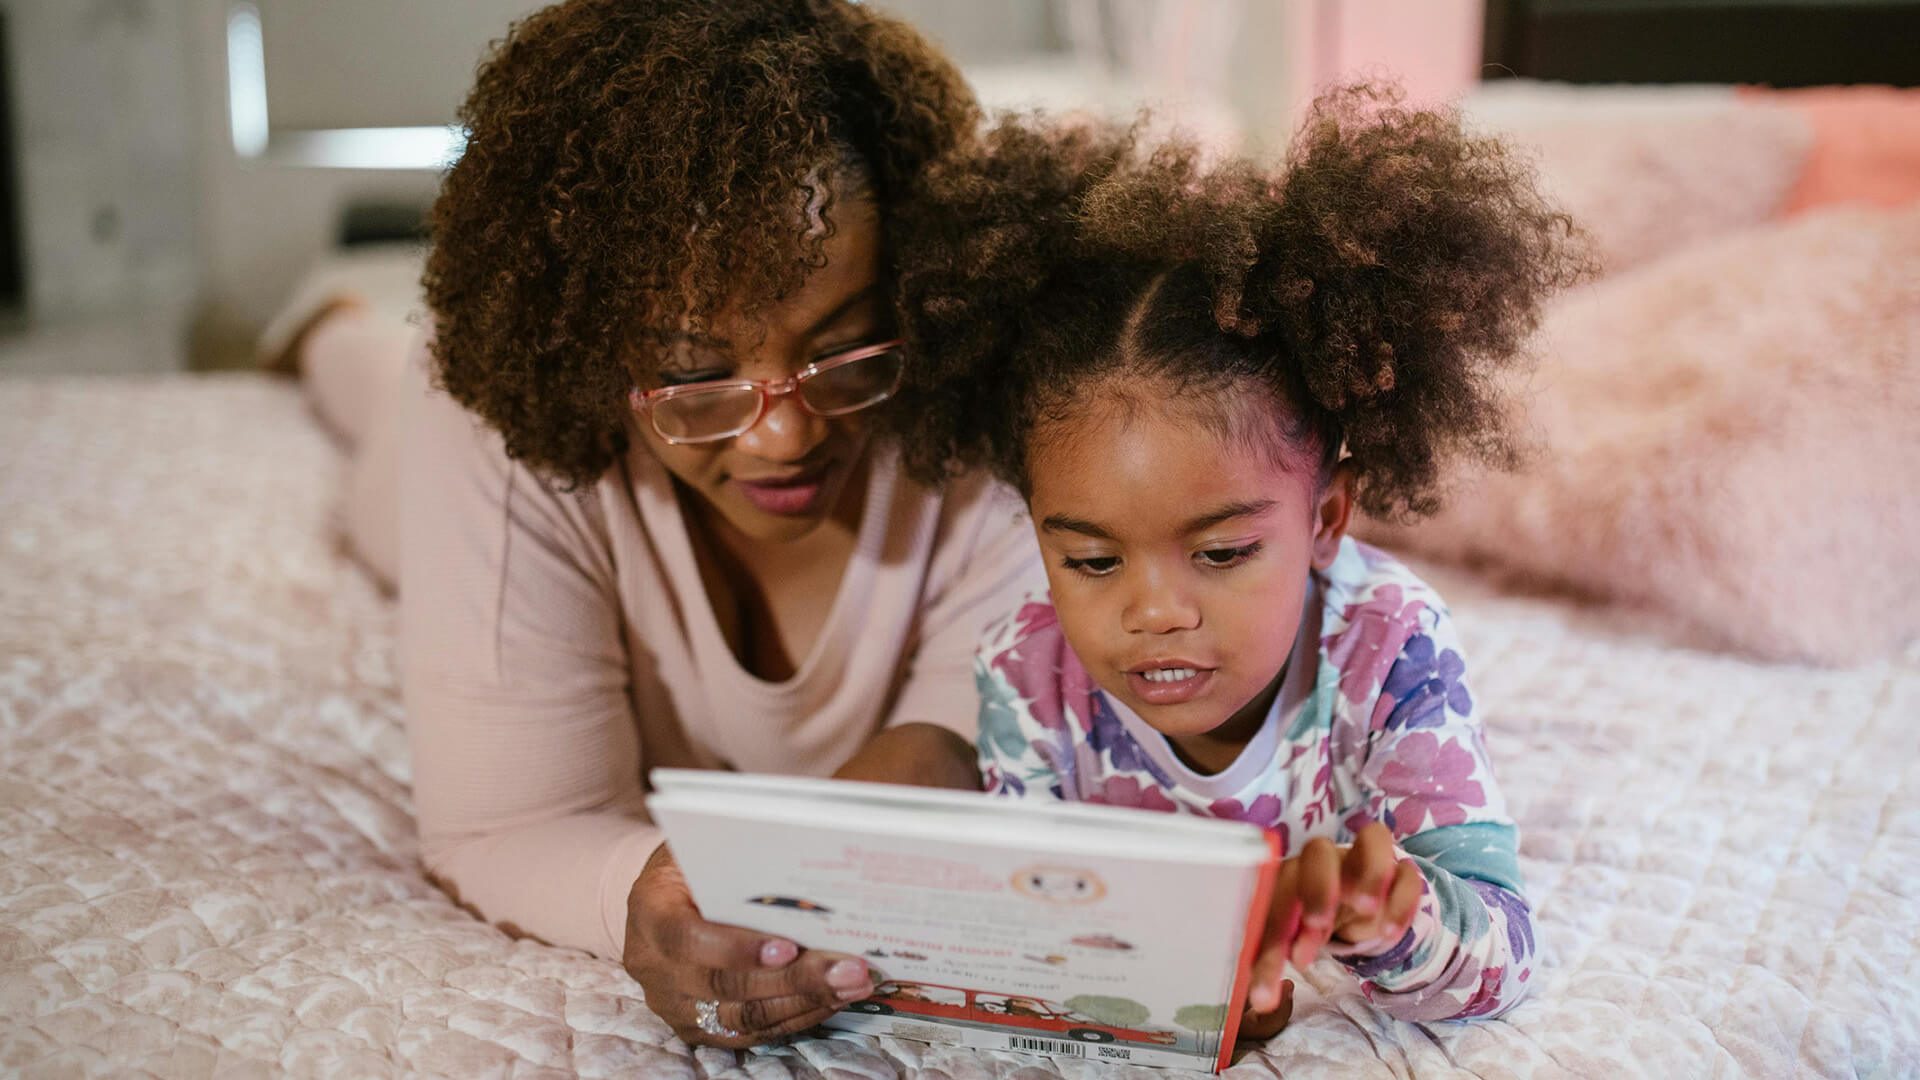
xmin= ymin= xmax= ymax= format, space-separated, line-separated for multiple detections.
xmin=835 ymin=722 xmax=981 ymax=789
xmin=399 ymin=347 xmax=652 ymax=959
xmin=401 ymin=350 xmax=871 ymax=1046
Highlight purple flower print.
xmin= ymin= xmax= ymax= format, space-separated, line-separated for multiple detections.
xmin=1085 ymin=775 xmax=1178 ymax=813
xmin=1380 ymin=633 xmax=1472 ymax=732
xmin=1456 ymin=964 xmax=1508 ymax=1019
xmin=1473 ymin=880 xmax=1535 ymax=962
xmin=1348 ymin=926 xmax=1417 ymax=979
xmin=1377 ymin=732 xmax=1486 ymax=832
xmin=982 ymin=764 xmax=1024 ymax=797
xmin=989 ymin=601 xmax=1096 ymax=734
xmin=1210 ymin=793 xmax=1284 ymax=828
xmin=1325 ymin=585 xmax=1428 ymax=707
xmin=1088 ymin=695 xmax=1175 ymax=786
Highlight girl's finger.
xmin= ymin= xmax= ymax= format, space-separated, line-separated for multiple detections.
xmin=1246 ymin=939 xmax=1292 ymax=1015
xmin=1237 ymin=978 xmax=1295 ymax=1042
xmin=1381 ymin=859 xmax=1427 ymax=938
xmin=1340 ymin=822 xmax=1396 ymax=918
xmin=1291 ymin=839 xmax=1342 ymax=968
xmin=1249 ymin=859 xmax=1303 ymax=1012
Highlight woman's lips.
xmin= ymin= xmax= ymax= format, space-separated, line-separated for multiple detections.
xmin=733 ymin=468 xmax=829 ymax=516
xmin=1125 ymin=663 xmax=1216 ymax=706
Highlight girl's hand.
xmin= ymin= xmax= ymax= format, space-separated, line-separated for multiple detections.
xmin=1246 ymin=823 xmax=1425 ymax=1013
xmin=1237 ymin=977 xmax=1295 ymax=1042
xmin=623 ymin=843 xmax=875 ymax=1047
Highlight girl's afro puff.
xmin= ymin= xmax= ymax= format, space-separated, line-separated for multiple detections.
xmin=887 ymin=83 xmax=1591 ymax=519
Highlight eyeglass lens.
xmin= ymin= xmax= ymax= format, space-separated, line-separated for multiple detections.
xmin=650 ymin=346 xmax=903 ymax=442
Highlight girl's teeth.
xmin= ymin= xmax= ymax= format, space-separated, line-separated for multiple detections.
xmin=1144 ymin=667 xmax=1198 ymax=683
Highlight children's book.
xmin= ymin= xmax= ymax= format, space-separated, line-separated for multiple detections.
xmin=646 ymin=769 xmax=1281 ymax=1072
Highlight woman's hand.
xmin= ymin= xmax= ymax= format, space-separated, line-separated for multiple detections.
xmin=1246 ymin=823 xmax=1425 ymax=1013
xmin=624 ymin=843 xmax=876 ymax=1047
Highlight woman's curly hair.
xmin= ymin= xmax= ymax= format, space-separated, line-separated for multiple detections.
xmin=424 ymin=0 xmax=977 ymax=486
xmin=888 ymin=84 xmax=1591 ymax=519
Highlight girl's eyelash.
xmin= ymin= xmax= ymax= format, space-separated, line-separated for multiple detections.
xmin=1060 ymin=555 xmax=1120 ymax=576
xmin=1197 ymin=542 xmax=1263 ymax=568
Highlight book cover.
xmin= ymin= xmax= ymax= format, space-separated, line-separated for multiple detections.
xmin=647 ymin=770 xmax=1280 ymax=1072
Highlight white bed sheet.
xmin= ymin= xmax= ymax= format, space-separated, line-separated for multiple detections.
xmin=1 ymin=376 xmax=1914 ymax=1078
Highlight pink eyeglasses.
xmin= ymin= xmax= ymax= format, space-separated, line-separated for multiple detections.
xmin=629 ymin=339 xmax=906 ymax=445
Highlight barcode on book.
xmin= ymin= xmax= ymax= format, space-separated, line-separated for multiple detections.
xmin=1007 ymin=1036 xmax=1086 ymax=1057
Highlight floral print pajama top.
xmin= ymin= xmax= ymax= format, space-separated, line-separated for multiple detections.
xmin=973 ymin=538 xmax=1534 ymax=1021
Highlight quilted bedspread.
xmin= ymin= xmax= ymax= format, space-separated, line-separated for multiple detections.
xmin=2 ymin=375 xmax=1915 ymax=1078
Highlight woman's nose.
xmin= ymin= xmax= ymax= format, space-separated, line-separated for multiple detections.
xmin=734 ymin=389 xmax=826 ymax=463
xmin=1120 ymin=567 xmax=1201 ymax=635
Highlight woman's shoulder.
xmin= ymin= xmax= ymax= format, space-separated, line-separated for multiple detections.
xmin=399 ymin=332 xmax=618 ymax=573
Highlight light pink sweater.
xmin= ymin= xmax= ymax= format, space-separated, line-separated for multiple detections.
xmin=395 ymin=351 xmax=1044 ymax=960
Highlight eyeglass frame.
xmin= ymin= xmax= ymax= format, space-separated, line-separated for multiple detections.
xmin=628 ymin=338 xmax=907 ymax=445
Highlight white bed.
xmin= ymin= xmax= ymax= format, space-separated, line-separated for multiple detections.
xmin=3 ymin=374 xmax=1914 ymax=1077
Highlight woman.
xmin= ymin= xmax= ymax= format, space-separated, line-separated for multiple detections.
xmin=321 ymin=0 xmax=1044 ymax=1050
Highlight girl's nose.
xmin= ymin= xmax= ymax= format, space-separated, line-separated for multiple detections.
xmin=733 ymin=389 xmax=826 ymax=464
xmin=1121 ymin=568 xmax=1201 ymax=635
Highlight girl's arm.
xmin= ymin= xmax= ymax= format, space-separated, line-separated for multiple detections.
xmin=1335 ymin=604 xmax=1536 ymax=1022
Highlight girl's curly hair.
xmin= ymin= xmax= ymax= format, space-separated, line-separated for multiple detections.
xmin=888 ymin=84 xmax=1590 ymax=519
xmin=424 ymin=0 xmax=977 ymax=486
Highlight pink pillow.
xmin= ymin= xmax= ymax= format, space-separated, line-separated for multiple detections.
xmin=1741 ymin=85 xmax=1920 ymax=214
xmin=1357 ymin=204 xmax=1920 ymax=665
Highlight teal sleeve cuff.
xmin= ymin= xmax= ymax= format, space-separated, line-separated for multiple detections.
xmin=1401 ymin=821 xmax=1524 ymax=894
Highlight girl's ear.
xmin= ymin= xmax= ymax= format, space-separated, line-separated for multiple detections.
xmin=1310 ymin=460 xmax=1356 ymax=570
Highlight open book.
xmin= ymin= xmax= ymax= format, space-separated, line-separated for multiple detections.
xmin=647 ymin=769 xmax=1281 ymax=1072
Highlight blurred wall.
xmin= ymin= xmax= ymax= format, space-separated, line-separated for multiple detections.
xmin=4 ymin=0 xmax=1480 ymax=369
xmin=7 ymin=0 xmax=198 ymax=321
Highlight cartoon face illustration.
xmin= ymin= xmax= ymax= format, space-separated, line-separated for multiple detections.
xmin=1011 ymin=865 xmax=1107 ymax=904
xmin=747 ymin=895 xmax=832 ymax=915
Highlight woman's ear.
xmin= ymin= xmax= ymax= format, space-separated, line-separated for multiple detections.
xmin=1310 ymin=460 xmax=1356 ymax=570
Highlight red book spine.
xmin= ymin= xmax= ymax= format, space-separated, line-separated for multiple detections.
xmin=1214 ymin=828 xmax=1283 ymax=1072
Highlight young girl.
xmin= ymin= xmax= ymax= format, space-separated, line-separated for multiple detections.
xmin=890 ymin=87 xmax=1584 ymax=1033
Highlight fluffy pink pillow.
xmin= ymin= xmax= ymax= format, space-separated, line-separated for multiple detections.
xmin=1357 ymin=204 xmax=1920 ymax=665
xmin=1467 ymin=90 xmax=1812 ymax=275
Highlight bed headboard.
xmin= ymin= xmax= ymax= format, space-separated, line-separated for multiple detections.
xmin=1482 ymin=0 xmax=1920 ymax=86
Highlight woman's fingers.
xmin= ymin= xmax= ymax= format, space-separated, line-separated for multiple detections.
xmin=1290 ymin=839 xmax=1341 ymax=969
xmin=727 ymin=991 xmax=852 ymax=1040
xmin=670 ymin=946 xmax=873 ymax=1005
xmin=623 ymin=844 xmax=873 ymax=1049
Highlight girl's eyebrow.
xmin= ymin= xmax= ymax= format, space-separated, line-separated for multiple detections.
xmin=1041 ymin=499 xmax=1276 ymax=541
xmin=1180 ymin=499 xmax=1277 ymax=534
xmin=1040 ymin=514 xmax=1115 ymax=540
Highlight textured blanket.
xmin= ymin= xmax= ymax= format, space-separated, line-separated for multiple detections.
xmin=2 ymin=376 xmax=1915 ymax=1078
